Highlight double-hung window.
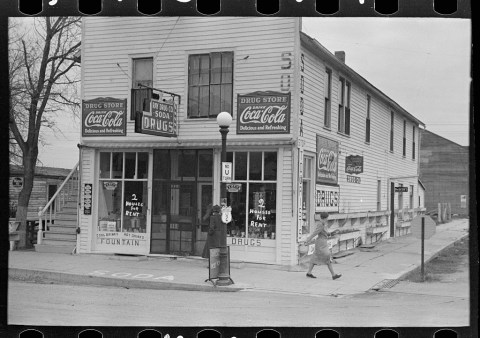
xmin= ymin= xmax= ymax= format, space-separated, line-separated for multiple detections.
xmin=131 ymin=58 xmax=153 ymax=119
xmin=338 ymin=77 xmax=351 ymax=135
xmin=403 ymin=120 xmax=407 ymax=157
xmin=188 ymin=52 xmax=233 ymax=118
xmin=366 ymin=94 xmax=371 ymax=143
xmin=390 ymin=111 xmax=395 ymax=152
xmin=412 ymin=126 xmax=416 ymax=159
xmin=324 ymin=68 xmax=332 ymax=128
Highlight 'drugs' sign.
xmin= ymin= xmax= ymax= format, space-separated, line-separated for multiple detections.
xmin=82 ymin=98 xmax=127 ymax=137
xmin=135 ymin=99 xmax=177 ymax=137
xmin=237 ymin=91 xmax=290 ymax=134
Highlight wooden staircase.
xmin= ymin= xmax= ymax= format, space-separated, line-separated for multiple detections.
xmin=35 ymin=164 xmax=79 ymax=254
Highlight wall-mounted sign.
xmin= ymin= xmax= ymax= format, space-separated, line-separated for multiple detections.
xmin=227 ymin=237 xmax=276 ymax=247
xmin=135 ymin=99 xmax=177 ymax=137
xmin=460 ymin=195 xmax=467 ymax=208
xmin=237 ymin=91 xmax=290 ymax=134
xmin=82 ymin=98 xmax=127 ymax=137
xmin=395 ymin=186 xmax=408 ymax=193
xmin=83 ymin=183 xmax=92 ymax=215
xmin=316 ymin=135 xmax=339 ymax=185
xmin=347 ymin=175 xmax=361 ymax=184
xmin=11 ymin=177 xmax=23 ymax=191
xmin=345 ymin=155 xmax=364 ymax=174
xmin=221 ymin=162 xmax=232 ymax=183
xmin=226 ymin=183 xmax=242 ymax=192
xmin=315 ymin=184 xmax=340 ymax=213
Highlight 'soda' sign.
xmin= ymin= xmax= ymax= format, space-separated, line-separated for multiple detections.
xmin=135 ymin=99 xmax=177 ymax=137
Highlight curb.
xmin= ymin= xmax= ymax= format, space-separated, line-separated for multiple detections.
xmin=397 ymin=233 xmax=469 ymax=281
xmin=9 ymin=268 xmax=244 ymax=293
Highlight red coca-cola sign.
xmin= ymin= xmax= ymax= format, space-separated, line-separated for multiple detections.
xmin=82 ymin=98 xmax=127 ymax=137
xmin=237 ymin=91 xmax=290 ymax=134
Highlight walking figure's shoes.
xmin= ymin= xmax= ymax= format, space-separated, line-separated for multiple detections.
xmin=306 ymin=273 xmax=317 ymax=278
xmin=332 ymin=274 xmax=342 ymax=280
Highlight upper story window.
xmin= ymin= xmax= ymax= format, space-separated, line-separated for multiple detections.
xmin=131 ymin=57 xmax=153 ymax=119
xmin=338 ymin=77 xmax=351 ymax=135
xmin=390 ymin=111 xmax=394 ymax=152
xmin=412 ymin=126 xmax=416 ymax=160
xmin=366 ymin=94 xmax=371 ymax=143
xmin=188 ymin=52 xmax=233 ymax=118
xmin=403 ymin=120 xmax=407 ymax=157
xmin=324 ymin=68 xmax=332 ymax=128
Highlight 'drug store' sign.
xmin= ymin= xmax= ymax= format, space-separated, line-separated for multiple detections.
xmin=237 ymin=91 xmax=290 ymax=134
xmin=82 ymin=98 xmax=127 ymax=136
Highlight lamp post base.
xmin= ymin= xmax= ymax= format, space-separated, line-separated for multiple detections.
xmin=216 ymin=246 xmax=234 ymax=286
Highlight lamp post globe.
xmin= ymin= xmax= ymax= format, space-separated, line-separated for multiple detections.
xmin=217 ymin=111 xmax=232 ymax=128
xmin=216 ymin=111 xmax=233 ymax=286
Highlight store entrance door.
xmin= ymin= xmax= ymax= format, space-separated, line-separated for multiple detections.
xmin=150 ymin=182 xmax=196 ymax=255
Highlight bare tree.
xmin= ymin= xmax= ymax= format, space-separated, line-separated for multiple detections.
xmin=9 ymin=17 xmax=81 ymax=242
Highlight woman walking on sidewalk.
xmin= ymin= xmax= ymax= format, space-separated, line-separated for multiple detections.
xmin=303 ymin=212 xmax=342 ymax=280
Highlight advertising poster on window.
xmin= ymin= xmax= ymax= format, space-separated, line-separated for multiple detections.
xmin=135 ymin=99 xmax=177 ymax=137
xmin=315 ymin=184 xmax=340 ymax=213
xmin=237 ymin=91 xmax=290 ymax=134
xmin=82 ymin=97 xmax=127 ymax=136
xmin=316 ymin=135 xmax=339 ymax=185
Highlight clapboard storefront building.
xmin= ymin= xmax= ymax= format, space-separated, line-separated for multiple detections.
xmin=77 ymin=17 xmax=425 ymax=266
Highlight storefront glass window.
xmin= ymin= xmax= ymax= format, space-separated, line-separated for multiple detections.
xmin=99 ymin=153 xmax=111 ymax=179
xmin=98 ymin=152 xmax=149 ymax=235
xmin=153 ymin=150 xmax=170 ymax=180
xmin=234 ymin=152 xmax=247 ymax=180
xmin=249 ymin=152 xmax=262 ymax=180
xmin=125 ymin=152 xmax=136 ymax=179
xmin=226 ymin=151 xmax=277 ymax=240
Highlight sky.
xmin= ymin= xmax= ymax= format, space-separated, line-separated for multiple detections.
xmin=37 ymin=17 xmax=471 ymax=168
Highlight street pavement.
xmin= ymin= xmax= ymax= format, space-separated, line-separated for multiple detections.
xmin=8 ymin=218 xmax=470 ymax=297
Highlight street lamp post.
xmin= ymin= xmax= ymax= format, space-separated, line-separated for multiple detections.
xmin=216 ymin=111 xmax=233 ymax=286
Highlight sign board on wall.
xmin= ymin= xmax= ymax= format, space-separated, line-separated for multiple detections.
xmin=82 ymin=98 xmax=127 ymax=136
xmin=83 ymin=183 xmax=92 ymax=215
xmin=395 ymin=186 xmax=409 ymax=193
xmin=135 ymin=99 xmax=177 ymax=137
xmin=316 ymin=135 xmax=339 ymax=185
xmin=11 ymin=177 xmax=23 ymax=191
xmin=315 ymin=184 xmax=340 ymax=213
xmin=345 ymin=155 xmax=364 ymax=174
xmin=237 ymin=91 xmax=290 ymax=134
xmin=460 ymin=195 xmax=467 ymax=208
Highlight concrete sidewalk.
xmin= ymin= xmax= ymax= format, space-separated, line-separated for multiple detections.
xmin=8 ymin=218 xmax=469 ymax=297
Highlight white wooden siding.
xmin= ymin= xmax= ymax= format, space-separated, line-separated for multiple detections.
xmin=78 ymin=147 xmax=95 ymax=253
xmin=82 ymin=17 xmax=298 ymax=144
xmin=300 ymin=46 xmax=420 ymax=214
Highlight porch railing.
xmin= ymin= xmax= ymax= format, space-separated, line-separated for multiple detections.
xmin=37 ymin=162 xmax=79 ymax=245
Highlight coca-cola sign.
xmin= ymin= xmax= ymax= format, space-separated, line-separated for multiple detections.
xmin=345 ymin=155 xmax=364 ymax=174
xmin=237 ymin=91 xmax=290 ymax=134
xmin=316 ymin=135 xmax=339 ymax=185
xmin=82 ymin=98 xmax=127 ymax=137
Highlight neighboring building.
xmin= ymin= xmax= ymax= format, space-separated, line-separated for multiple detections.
xmin=77 ymin=17 xmax=425 ymax=266
xmin=420 ymin=129 xmax=469 ymax=217
xmin=9 ymin=165 xmax=71 ymax=221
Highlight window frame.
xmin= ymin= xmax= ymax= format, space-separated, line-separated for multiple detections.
xmin=130 ymin=56 xmax=154 ymax=120
xmin=338 ymin=77 xmax=351 ymax=135
xmin=390 ymin=111 xmax=395 ymax=152
xmin=324 ymin=68 xmax=332 ymax=129
xmin=187 ymin=51 xmax=234 ymax=119
xmin=403 ymin=120 xmax=407 ymax=157
xmin=412 ymin=126 xmax=416 ymax=160
xmin=366 ymin=94 xmax=371 ymax=143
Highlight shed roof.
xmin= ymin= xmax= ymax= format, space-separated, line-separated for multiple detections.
xmin=10 ymin=165 xmax=72 ymax=179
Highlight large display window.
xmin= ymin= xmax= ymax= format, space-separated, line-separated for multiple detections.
xmin=226 ymin=151 xmax=277 ymax=240
xmin=97 ymin=151 xmax=149 ymax=251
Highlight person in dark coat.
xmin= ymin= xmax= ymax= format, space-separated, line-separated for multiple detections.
xmin=302 ymin=212 xmax=342 ymax=280
xmin=202 ymin=205 xmax=222 ymax=259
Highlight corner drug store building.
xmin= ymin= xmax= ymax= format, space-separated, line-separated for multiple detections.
xmin=77 ymin=17 xmax=425 ymax=266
